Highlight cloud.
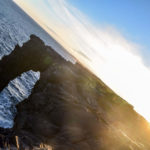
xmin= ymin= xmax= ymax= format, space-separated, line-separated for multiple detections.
xmin=14 ymin=0 xmax=150 ymax=121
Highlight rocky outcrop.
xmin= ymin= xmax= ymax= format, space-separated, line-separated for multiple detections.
xmin=0 ymin=35 xmax=65 ymax=91
xmin=0 ymin=35 xmax=150 ymax=150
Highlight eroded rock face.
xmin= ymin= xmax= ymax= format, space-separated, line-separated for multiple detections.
xmin=0 ymin=35 xmax=62 ymax=91
xmin=0 ymin=35 xmax=150 ymax=150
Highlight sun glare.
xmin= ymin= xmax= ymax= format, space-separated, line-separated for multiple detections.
xmin=14 ymin=0 xmax=150 ymax=122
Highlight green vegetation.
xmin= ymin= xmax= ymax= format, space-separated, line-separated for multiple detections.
xmin=43 ymin=56 xmax=52 ymax=65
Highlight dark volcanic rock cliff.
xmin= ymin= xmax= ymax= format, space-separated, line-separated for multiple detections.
xmin=0 ymin=35 xmax=150 ymax=150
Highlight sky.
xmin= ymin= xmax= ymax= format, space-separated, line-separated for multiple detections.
xmin=69 ymin=0 xmax=150 ymax=64
xmin=13 ymin=0 xmax=150 ymax=121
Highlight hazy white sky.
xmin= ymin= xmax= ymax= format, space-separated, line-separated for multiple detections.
xmin=14 ymin=0 xmax=150 ymax=121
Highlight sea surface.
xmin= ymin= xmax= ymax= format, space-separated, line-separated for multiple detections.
xmin=0 ymin=0 xmax=75 ymax=128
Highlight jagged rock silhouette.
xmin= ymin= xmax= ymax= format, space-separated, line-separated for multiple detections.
xmin=0 ymin=35 xmax=150 ymax=150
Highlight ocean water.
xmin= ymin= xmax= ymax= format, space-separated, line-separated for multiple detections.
xmin=0 ymin=0 xmax=75 ymax=128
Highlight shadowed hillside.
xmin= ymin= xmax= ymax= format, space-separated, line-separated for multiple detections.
xmin=0 ymin=35 xmax=150 ymax=150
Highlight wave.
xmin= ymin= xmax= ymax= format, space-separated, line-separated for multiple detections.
xmin=0 ymin=0 xmax=74 ymax=128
